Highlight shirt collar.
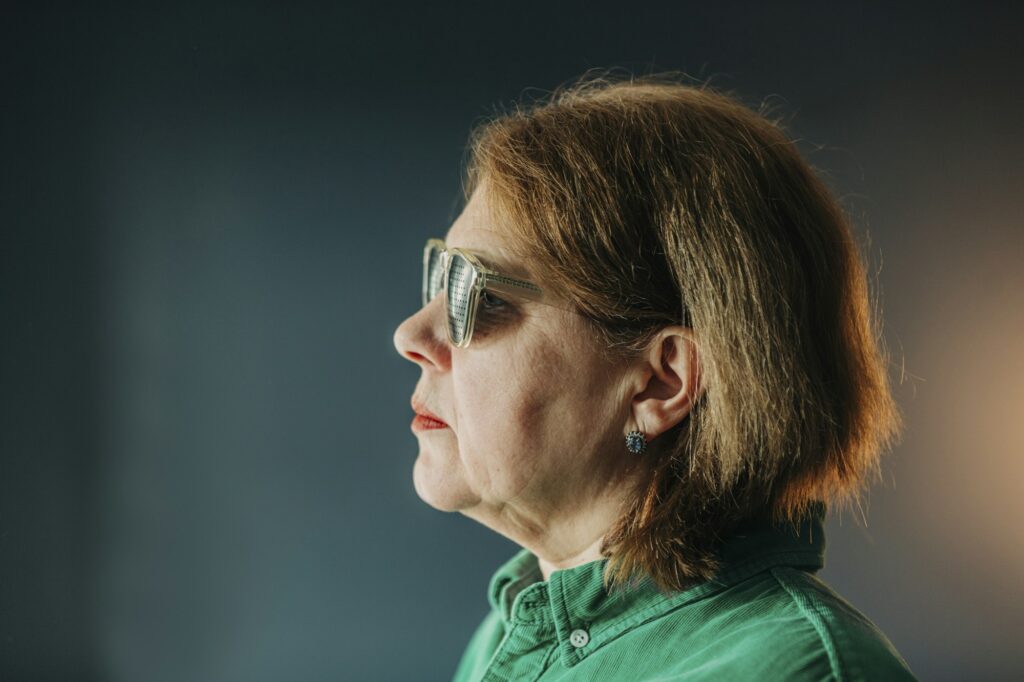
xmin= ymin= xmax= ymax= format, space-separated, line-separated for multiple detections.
xmin=485 ymin=501 xmax=827 ymax=669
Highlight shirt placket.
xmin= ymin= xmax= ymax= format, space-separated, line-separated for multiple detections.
xmin=481 ymin=582 xmax=558 ymax=682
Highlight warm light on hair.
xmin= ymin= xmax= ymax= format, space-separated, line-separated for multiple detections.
xmin=461 ymin=69 xmax=904 ymax=595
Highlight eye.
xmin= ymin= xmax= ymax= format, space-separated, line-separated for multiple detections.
xmin=472 ymin=290 xmax=517 ymax=340
xmin=479 ymin=290 xmax=507 ymax=310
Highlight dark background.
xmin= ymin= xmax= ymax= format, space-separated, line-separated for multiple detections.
xmin=3 ymin=3 xmax=1022 ymax=680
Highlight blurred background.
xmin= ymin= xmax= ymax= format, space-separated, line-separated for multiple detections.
xmin=2 ymin=2 xmax=1022 ymax=680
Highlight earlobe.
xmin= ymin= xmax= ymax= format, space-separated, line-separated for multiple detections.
xmin=625 ymin=429 xmax=649 ymax=455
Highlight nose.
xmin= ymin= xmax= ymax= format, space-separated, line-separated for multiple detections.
xmin=393 ymin=296 xmax=451 ymax=370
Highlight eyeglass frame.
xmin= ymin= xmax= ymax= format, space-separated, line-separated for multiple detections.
xmin=422 ymin=237 xmax=563 ymax=348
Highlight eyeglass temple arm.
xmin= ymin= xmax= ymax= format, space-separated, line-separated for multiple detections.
xmin=482 ymin=273 xmax=544 ymax=303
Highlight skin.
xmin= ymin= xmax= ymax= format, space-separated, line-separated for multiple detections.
xmin=392 ymin=179 xmax=704 ymax=581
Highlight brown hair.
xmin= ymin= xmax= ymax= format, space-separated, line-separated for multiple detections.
xmin=461 ymin=70 xmax=904 ymax=595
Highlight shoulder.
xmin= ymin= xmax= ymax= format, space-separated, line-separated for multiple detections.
xmin=452 ymin=609 xmax=505 ymax=682
xmin=681 ymin=566 xmax=917 ymax=682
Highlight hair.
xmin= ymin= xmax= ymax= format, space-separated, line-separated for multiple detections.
xmin=460 ymin=69 xmax=904 ymax=595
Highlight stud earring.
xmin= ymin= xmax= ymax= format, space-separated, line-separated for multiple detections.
xmin=625 ymin=430 xmax=648 ymax=455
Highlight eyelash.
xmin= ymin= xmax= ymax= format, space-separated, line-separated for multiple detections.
xmin=479 ymin=290 xmax=507 ymax=310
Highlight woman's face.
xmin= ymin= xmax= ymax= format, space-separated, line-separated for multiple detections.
xmin=393 ymin=183 xmax=642 ymax=542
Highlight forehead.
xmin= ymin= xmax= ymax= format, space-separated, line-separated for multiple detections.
xmin=442 ymin=188 xmax=531 ymax=279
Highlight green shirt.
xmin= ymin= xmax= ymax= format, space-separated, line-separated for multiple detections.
xmin=452 ymin=503 xmax=916 ymax=681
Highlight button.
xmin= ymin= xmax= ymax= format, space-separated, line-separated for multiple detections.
xmin=569 ymin=628 xmax=590 ymax=648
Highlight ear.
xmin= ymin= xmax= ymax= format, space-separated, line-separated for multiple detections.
xmin=630 ymin=325 xmax=704 ymax=440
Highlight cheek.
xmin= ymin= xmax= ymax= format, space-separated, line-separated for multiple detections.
xmin=453 ymin=350 xmax=558 ymax=494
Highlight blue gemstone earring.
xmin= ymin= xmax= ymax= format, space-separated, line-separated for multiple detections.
xmin=625 ymin=430 xmax=648 ymax=455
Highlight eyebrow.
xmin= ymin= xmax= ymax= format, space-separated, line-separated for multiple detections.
xmin=476 ymin=250 xmax=518 ymax=273
xmin=444 ymin=241 xmax=531 ymax=279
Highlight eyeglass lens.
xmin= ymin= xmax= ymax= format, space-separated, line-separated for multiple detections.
xmin=425 ymin=244 xmax=475 ymax=346
xmin=446 ymin=254 xmax=474 ymax=345
xmin=426 ymin=246 xmax=445 ymax=303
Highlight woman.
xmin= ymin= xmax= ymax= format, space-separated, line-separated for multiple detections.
xmin=393 ymin=72 xmax=916 ymax=681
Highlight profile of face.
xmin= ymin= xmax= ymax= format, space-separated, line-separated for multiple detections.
xmin=393 ymin=180 xmax=701 ymax=560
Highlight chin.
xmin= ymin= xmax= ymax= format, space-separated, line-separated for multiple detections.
xmin=412 ymin=452 xmax=477 ymax=512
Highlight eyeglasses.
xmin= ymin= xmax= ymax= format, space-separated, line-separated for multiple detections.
xmin=422 ymin=238 xmax=547 ymax=348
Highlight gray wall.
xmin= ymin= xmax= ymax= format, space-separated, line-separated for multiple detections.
xmin=2 ymin=3 xmax=1022 ymax=680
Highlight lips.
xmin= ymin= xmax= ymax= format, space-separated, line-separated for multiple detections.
xmin=411 ymin=397 xmax=448 ymax=426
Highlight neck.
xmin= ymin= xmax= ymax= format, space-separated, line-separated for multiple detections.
xmin=536 ymin=534 xmax=609 ymax=581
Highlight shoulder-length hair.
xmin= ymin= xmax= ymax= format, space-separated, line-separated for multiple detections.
xmin=461 ymin=71 xmax=904 ymax=595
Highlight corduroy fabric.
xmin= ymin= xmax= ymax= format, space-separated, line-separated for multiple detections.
xmin=452 ymin=502 xmax=916 ymax=681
